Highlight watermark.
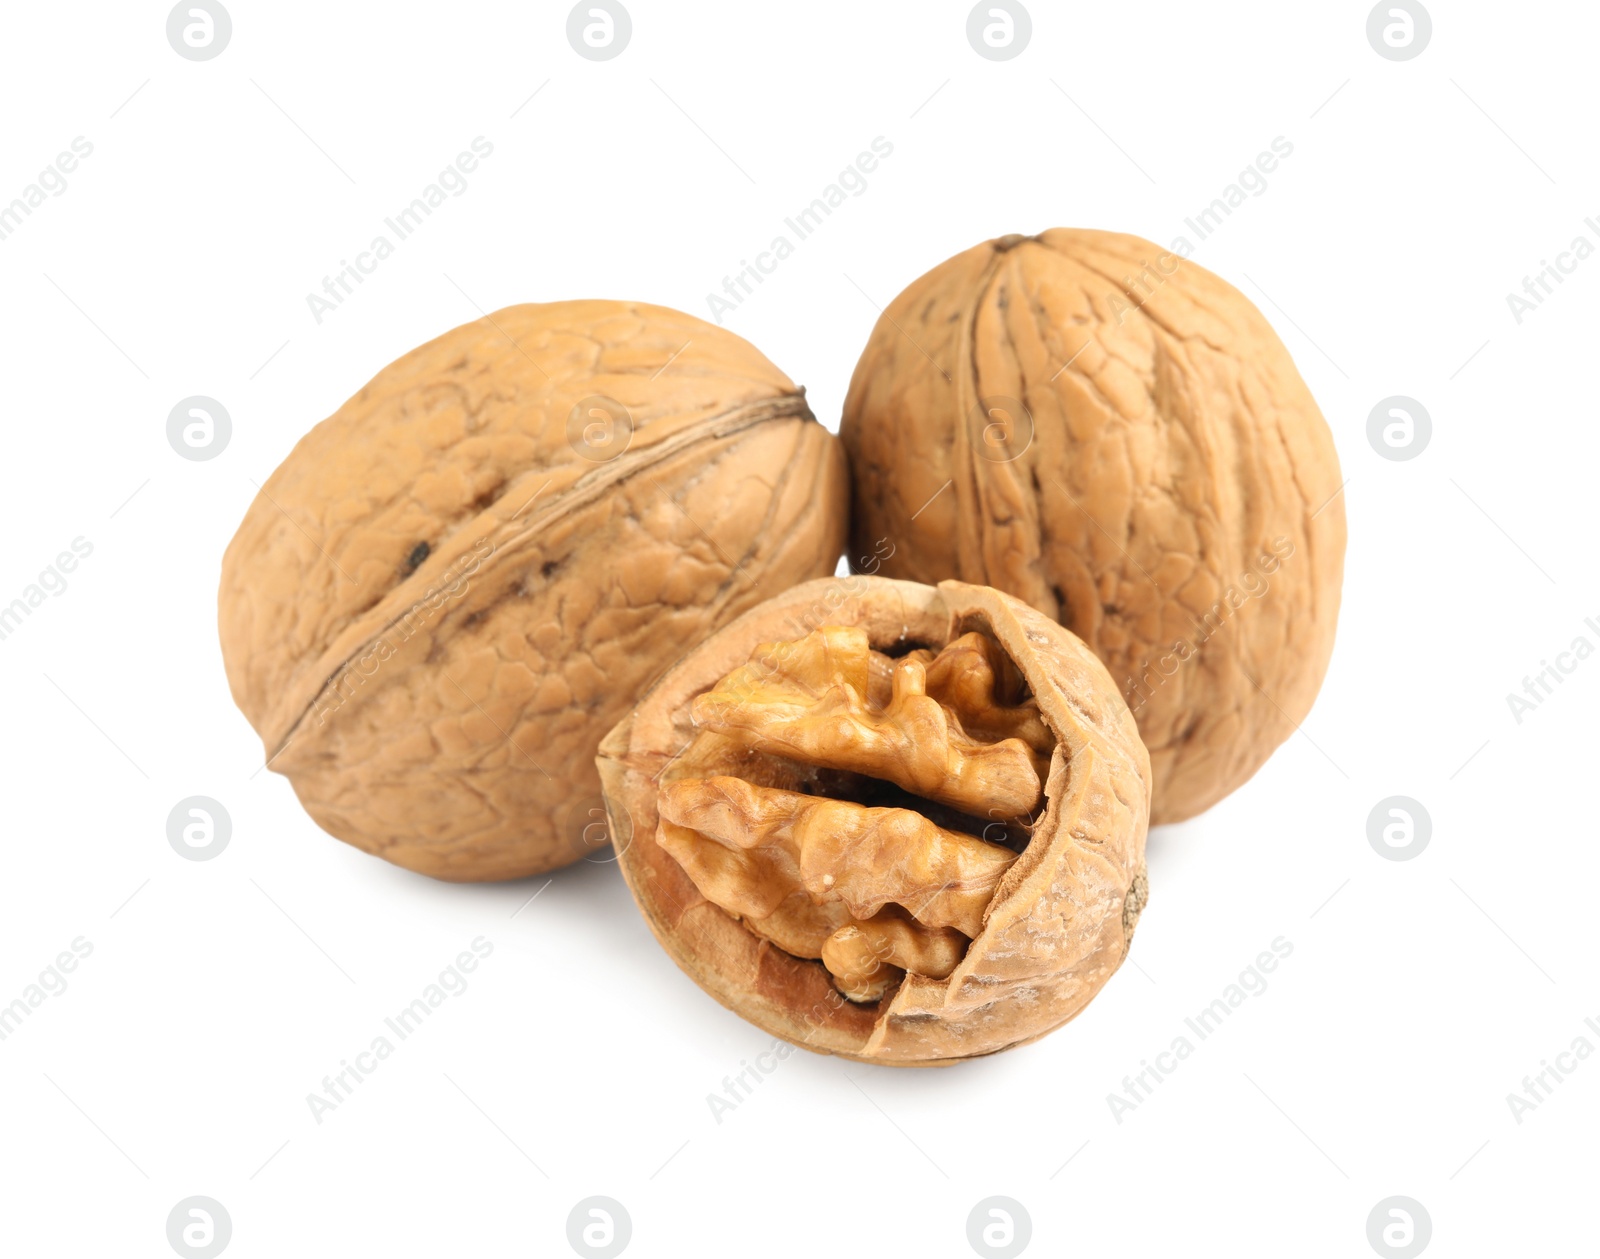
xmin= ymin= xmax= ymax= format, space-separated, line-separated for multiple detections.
xmin=168 ymin=796 xmax=232 ymax=861
xmin=567 ymin=2 xmax=630 ymax=61
xmin=305 ymin=938 xmax=493 ymax=1124
xmin=1505 ymin=1013 xmax=1599 ymax=1125
xmin=758 ymin=538 xmax=895 ymax=657
xmin=698 ymin=539 xmax=897 ymax=720
xmin=688 ymin=538 xmax=902 ymax=760
xmin=966 ymin=1196 xmax=1031 ymax=1257
xmin=1095 ymin=136 xmax=1293 ymax=328
xmin=0 ymin=937 xmax=93 ymax=1044
xmin=255 ymin=454 xmax=587 ymax=791
xmin=166 ymin=1196 xmax=231 ymax=1257
xmin=1505 ymin=616 xmax=1598 ymax=724
xmin=705 ymin=137 xmax=894 ymax=324
xmin=1123 ymin=538 xmax=1294 ymax=714
xmin=966 ymin=2 xmax=1031 ymax=61
xmin=1176 ymin=137 xmax=1295 ymax=252
xmin=1109 ymin=249 xmax=1187 ymax=325
xmin=559 ymin=793 xmax=634 ymax=865
xmin=1367 ymin=396 xmax=1431 ymax=461
xmin=0 ymin=137 xmax=94 ymax=244
xmin=0 ymin=536 xmax=94 ymax=644
xmin=167 ymin=2 xmax=232 ymax=61
xmin=791 ymin=934 xmax=890 ymax=1037
xmin=1366 ymin=796 xmax=1430 ymax=862
xmin=168 ymin=396 xmax=231 ymax=461
xmin=305 ymin=137 xmax=495 ymax=324
xmin=1106 ymin=937 xmax=1293 ymax=1123
xmin=309 ymin=535 xmax=496 ymax=725
xmin=972 ymin=396 xmax=1032 ymax=461
xmin=1365 ymin=1196 xmax=1431 ymax=1257
xmin=567 ymin=395 xmax=632 ymax=462
xmin=1366 ymin=2 xmax=1431 ymax=62
xmin=787 ymin=922 xmax=902 ymax=1040
xmin=566 ymin=1196 xmax=631 ymax=1257
xmin=704 ymin=1038 xmax=797 ymax=1124
xmin=1505 ymin=219 xmax=1600 ymax=325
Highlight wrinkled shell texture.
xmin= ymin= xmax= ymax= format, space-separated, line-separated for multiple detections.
xmin=841 ymin=229 xmax=1346 ymax=823
xmin=219 ymin=302 xmax=846 ymax=881
xmin=598 ymin=576 xmax=1151 ymax=1065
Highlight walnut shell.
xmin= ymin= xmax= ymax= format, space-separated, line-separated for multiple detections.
xmin=597 ymin=576 xmax=1150 ymax=1065
xmin=219 ymin=301 xmax=846 ymax=881
xmin=840 ymin=229 xmax=1346 ymax=823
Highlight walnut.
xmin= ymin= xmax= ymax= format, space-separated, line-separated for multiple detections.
xmin=840 ymin=229 xmax=1346 ymax=823
xmin=598 ymin=575 xmax=1150 ymax=1064
xmin=218 ymin=301 xmax=846 ymax=881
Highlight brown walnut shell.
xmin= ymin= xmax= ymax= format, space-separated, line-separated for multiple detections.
xmin=840 ymin=229 xmax=1346 ymax=824
xmin=597 ymin=575 xmax=1150 ymax=1065
xmin=219 ymin=301 xmax=846 ymax=881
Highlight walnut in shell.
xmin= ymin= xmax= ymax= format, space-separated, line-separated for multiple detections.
xmin=598 ymin=576 xmax=1150 ymax=1064
xmin=218 ymin=301 xmax=846 ymax=881
xmin=840 ymin=229 xmax=1346 ymax=823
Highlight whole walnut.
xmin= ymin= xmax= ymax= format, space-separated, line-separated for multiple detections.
xmin=841 ymin=229 xmax=1346 ymax=823
xmin=219 ymin=301 xmax=846 ymax=881
xmin=598 ymin=575 xmax=1150 ymax=1064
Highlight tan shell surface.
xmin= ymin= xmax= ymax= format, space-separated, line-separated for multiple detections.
xmin=598 ymin=576 xmax=1151 ymax=1065
xmin=841 ymin=229 xmax=1346 ymax=823
xmin=219 ymin=301 xmax=846 ymax=881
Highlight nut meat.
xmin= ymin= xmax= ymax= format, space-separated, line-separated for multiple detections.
xmin=219 ymin=301 xmax=846 ymax=880
xmin=840 ymin=229 xmax=1346 ymax=823
xmin=598 ymin=576 xmax=1150 ymax=1064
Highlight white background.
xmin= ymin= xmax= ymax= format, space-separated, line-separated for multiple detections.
xmin=1 ymin=2 xmax=1594 ymax=1256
